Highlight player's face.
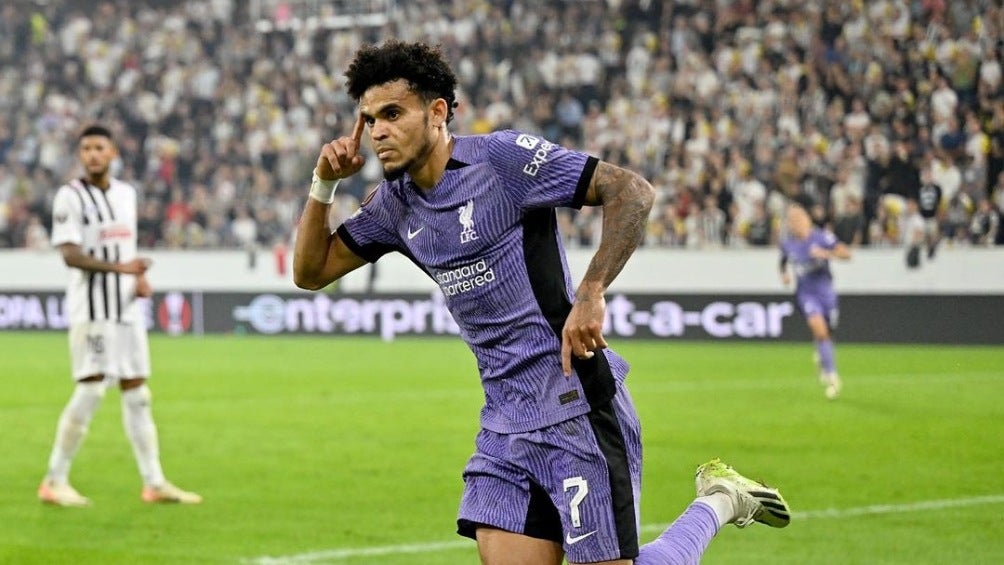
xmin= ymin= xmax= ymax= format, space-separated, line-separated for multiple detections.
xmin=78 ymin=135 xmax=117 ymax=177
xmin=786 ymin=206 xmax=812 ymax=238
xmin=359 ymin=80 xmax=438 ymax=181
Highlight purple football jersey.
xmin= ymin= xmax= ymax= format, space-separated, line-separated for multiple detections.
xmin=339 ymin=130 xmax=629 ymax=433
xmin=780 ymin=228 xmax=840 ymax=322
xmin=780 ymin=228 xmax=839 ymax=293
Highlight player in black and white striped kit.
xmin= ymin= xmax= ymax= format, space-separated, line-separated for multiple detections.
xmin=38 ymin=125 xmax=201 ymax=506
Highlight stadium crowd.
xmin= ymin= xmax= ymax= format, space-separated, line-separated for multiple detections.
xmin=1 ymin=0 xmax=1002 ymax=253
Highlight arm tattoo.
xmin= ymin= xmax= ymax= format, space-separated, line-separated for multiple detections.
xmin=577 ymin=162 xmax=655 ymax=297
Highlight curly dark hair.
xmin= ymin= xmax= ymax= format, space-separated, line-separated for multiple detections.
xmin=345 ymin=40 xmax=459 ymax=124
xmin=79 ymin=124 xmax=113 ymax=141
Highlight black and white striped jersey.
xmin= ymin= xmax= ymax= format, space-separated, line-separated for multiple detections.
xmin=50 ymin=177 xmax=141 ymax=325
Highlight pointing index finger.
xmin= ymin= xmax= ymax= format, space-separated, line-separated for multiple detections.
xmin=351 ymin=114 xmax=366 ymax=144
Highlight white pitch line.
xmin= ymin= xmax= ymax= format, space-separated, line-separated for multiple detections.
xmin=246 ymin=541 xmax=472 ymax=564
xmin=243 ymin=494 xmax=1004 ymax=564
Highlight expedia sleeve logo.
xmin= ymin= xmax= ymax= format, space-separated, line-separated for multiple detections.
xmin=515 ymin=134 xmax=539 ymax=150
xmin=522 ymin=141 xmax=555 ymax=177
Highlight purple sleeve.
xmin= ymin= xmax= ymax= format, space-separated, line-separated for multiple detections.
xmin=337 ymin=185 xmax=402 ymax=263
xmin=485 ymin=130 xmax=598 ymax=210
xmin=813 ymin=229 xmax=839 ymax=250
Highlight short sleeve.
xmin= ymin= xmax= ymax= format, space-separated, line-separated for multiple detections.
xmin=337 ymin=185 xmax=402 ymax=263
xmin=50 ymin=186 xmax=83 ymax=247
xmin=820 ymin=230 xmax=839 ymax=249
xmin=485 ymin=130 xmax=598 ymax=210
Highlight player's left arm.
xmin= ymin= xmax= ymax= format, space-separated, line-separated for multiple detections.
xmin=561 ymin=161 xmax=654 ymax=376
xmin=829 ymin=241 xmax=852 ymax=260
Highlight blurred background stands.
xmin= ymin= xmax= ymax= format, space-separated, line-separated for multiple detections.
xmin=0 ymin=0 xmax=1001 ymax=253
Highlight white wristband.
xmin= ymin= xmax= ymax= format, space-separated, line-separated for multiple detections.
xmin=308 ymin=169 xmax=340 ymax=204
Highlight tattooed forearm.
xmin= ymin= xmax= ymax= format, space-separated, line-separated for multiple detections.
xmin=577 ymin=162 xmax=655 ymax=298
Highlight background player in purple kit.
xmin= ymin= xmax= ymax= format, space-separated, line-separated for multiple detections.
xmin=294 ymin=40 xmax=790 ymax=565
xmin=780 ymin=202 xmax=853 ymax=399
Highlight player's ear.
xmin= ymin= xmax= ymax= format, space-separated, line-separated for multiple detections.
xmin=430 ymin=98 xmax=448 ymax=129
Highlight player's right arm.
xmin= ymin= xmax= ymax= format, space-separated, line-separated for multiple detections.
xmin=293 ymin=116 xmax=369 ymax=290
xmin=779 ymin=247 xmax=792 ymax=286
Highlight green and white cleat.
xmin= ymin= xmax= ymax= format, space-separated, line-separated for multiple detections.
xmin=695 ymin=458 xmax=791 ymax=528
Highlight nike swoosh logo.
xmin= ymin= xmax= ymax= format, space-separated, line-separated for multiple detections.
xmin=564 ymin=530 xmax=597 ymax=545
xmin=407 ymin=227 xmax=424 ymax=240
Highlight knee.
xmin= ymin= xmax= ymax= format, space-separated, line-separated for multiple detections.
xmin=76 ymin=379 xmax=108 ymax=400
xmin=121 ymin=382 xmax=152 ymax=408
xmin=119 ymin=378 xmax=148 ymax=392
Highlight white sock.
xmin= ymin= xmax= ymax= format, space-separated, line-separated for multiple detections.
xmin=46 ymin=380 xmax=107 ymax=484
xmin=121 ymin=385 xmax=166 ymax=486
xmin=695 ymin=492 xmax=735 ymax=528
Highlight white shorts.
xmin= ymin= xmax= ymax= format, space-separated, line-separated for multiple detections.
xmin=68 ymin=320 xmax=150 ymax=381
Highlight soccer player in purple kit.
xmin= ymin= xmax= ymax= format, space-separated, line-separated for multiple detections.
xmin=780 ymin=202 xmax=852 ymax=400
xmin=294 ymin=40 xmax=791 ymax=565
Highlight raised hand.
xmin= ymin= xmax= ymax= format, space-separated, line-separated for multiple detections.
xmin=316 ymin=114 xmax=367 ymax=181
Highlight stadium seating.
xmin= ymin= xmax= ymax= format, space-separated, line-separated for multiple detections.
xmin=0 ymin=0 xmax=1000 ymax=250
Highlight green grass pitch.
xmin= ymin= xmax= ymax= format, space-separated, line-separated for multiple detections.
xmin=0 ymin=332 xmax=1001 ymax=564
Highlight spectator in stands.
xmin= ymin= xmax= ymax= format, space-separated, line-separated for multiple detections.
xmin=969 ymin=199 xmax=1001 ymax=245
xmin=697 ymin=194 xmax=727 ymax=248
xmin=993 ymin=174 xmax=1004 ymax=246
xmin=23 ymin=213 xmax=49 ymax=251
xmin=833 ymin=196 xmax=864 ymax=247
xmin=943 ymin=191 xmax=974 ymax=243
xmin=899 ymin=198 xmax=926 ymax=268
xmin=915 ymin=168 xmax=945 ymax=258
xmin=0 ymin=0 xmax=1000 ymax=250
xmin=231 ymin=205 xmax=258 ymax=251
xmin=745 ymin=201 xmax=774 ymax=247
xmin=885 ymin=142 xmax=921 ymax=201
